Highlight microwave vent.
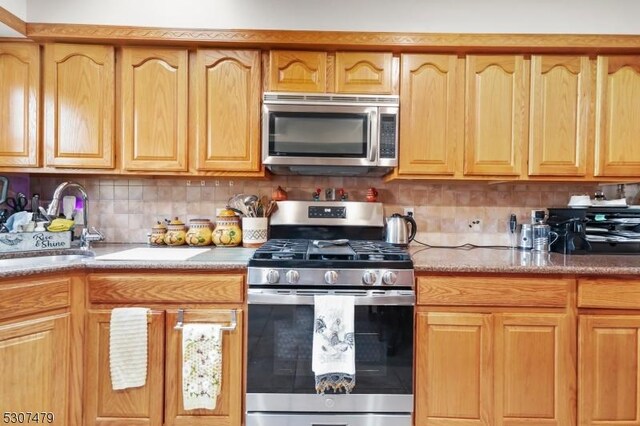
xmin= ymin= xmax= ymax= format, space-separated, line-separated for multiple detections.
xmin=263 ymin=92 xmax=398 ymax=106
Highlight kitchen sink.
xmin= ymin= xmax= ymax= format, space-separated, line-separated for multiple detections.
xmin=0 ymin=253 xmax=93 ymax=269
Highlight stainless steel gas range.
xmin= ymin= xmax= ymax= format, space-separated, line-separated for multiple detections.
xmin=246 ymin=201 xmax=414 ymax=426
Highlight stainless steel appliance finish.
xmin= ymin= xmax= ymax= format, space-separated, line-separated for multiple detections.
xmin=384 ymin=213 xmax=417 ymax=246
xmin=517 ymin=223 xmax=533 ymax=250
xmin=262 ymin=92 xmax=398 ymax=176
xmin=246 ymin=200 xmax=414 ymax=425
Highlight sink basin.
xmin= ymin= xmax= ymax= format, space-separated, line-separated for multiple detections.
xmin=0 ymin=254 xmax=92 ymax=269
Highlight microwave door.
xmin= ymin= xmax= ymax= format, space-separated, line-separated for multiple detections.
xmin=262 ymin=104 xmax=377 ymax=167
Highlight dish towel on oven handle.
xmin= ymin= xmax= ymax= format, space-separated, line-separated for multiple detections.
xmin=109 ymin=307 xmax=149 ymax=391
xmin=182 ymin=323 xmax=223 ymax=411
xmin=312 ymin=295 xmax=356 ymax=394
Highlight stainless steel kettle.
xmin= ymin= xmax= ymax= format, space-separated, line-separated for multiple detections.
xmin=385 ymin=213 xmax=417 ymax=246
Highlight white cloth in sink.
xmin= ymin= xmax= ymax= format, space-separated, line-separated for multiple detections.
xmin=312 ymin=295 xmax=356 ymax=394
xmin=109 ymin=307 xmax=149 ymax=390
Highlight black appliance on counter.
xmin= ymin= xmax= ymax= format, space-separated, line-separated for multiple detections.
xmin=548 ymin=206 xmax=640 ymax=254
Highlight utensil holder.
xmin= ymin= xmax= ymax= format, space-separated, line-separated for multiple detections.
xmin=242 ymin=217 xmax=268 ymax=248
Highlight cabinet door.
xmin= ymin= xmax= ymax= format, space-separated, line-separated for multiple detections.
xmin=465 ymin=55 xmax=528 ymax=176
xmin=415 ymin=311 xmax=493 ymax=426
xmin=165 ymin=309 xmax=243 ymax=426
xmin=529 ymin=55 xmax=592 ymax=176
xmin=84 ymin=310 xmax=164 ymax=426
xmin=595 ymin=56 xmax=640 ymax=177
xmin=398 ymin=54 xmax=463 ymax=175
xmin=121 ymin=47 xmax=188 ymax=171
xmin=0 ymin=43 xmax=39 ymax=167
xmin=495 ymin=313 xmax=575 ymax=426
xmin=268 ymin=50 xmax=327 ymax=92
xmin=335 ymin=52 xmax=392 ymax=94
xmin=579 ymin=315 xmax=640 ymax=425
xmin=0 ymin=314 xmax=69 ymax=424
xmin=194 ymin=49 xmax=261 ymax=172
xmin=44 ymin=43 xmax=115 ymax=169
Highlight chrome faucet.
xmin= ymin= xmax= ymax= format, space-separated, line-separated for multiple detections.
xmin=47 ymin=181 xmax=105 ymax=249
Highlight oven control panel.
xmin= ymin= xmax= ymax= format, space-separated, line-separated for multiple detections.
xmin=247 ymin=267 xmax=414 ymax=287
xmin=308 ymin=206 xmax=346 ymax=219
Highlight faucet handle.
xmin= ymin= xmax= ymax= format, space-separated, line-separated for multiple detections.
xmin=81 ymin=227 xmax=105 ymax=249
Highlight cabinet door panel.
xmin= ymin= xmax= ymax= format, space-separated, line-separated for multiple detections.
xmin=465 ymin=55 xmax=528 ymax=176
xmin=495 ymin=313 xmax=575 ymax=426
xmin=335 ymin=52 xmax=392 ymax=94
xmin=84 ymin=310 xmax=164 ymax=426
xmin=165 ymin=309 xmax=243 ymax=426
xmin=579 ymin=315 xmax=640 ymax=425
xmin=398 ymin=54 xmax=462 ymax=175
xmin=0 ymin=43 xmax=39 ymax=167
xmin=415 ymin=312 xmax=493 ymax=426
xmin=0 ymin=314 xmax=69 ymax=425
xmin=44 ymin=43 xmax=115 ymax=168
xmin=268 ymin=50 xmax=327 ymax=92
xmin=195 ymin=49 xmax=261 ymax=172
xmin=595 ymin=56 xmax=640 ymax=177
xmin=529 ymin=55 xmax=592 ymax=176
xmin=121 ymin=47 xmax=188 ymax=171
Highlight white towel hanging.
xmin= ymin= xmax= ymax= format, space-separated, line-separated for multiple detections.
xmin=182 ymin=323 xmax=223 ymax=410
xmin=109 ymin=307 xmax=149 ymax=390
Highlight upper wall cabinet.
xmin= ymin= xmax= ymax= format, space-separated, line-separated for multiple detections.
xmin=398 ymin=54 xmax=463 ymax=176
xmin=0 ymin=43 xmax=39 ymax=168
xmin=529 ymin=56 xmax=593 ymax=177
xmin=121 ymin=47 xmax=188 ymax=172
xmin=595 ymin=55 xmax=640 ymax=177
xmin=44 ymin=43 xmax=115 ymax=169
xmin=194 ymin=49 xmax=261 ymax=173
xmin=335 ymin=52 xmax=392 ymax=94
xmin=268 ymin=50 xmax=327 ymax=92
xmin=464 ymin=55 xmax=529 ymax=177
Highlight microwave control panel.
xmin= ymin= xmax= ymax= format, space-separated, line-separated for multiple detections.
xmin=308 ymin=206 xmax=347 ymax=219
xmin=379 ymin=114 xmax=397 ymax=159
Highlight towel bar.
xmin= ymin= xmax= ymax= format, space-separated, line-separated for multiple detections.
xmin=174 ymin=308 xmax=237 ymax=332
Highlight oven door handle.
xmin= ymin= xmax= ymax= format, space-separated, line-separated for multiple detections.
xmin=248 ymin=288 xmax=415 ymax=306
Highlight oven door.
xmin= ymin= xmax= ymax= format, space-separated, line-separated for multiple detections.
xmin=262 ymin=104 xmax=379 ymax=167
xmin=246 ymin=288 xmax=414 ymax=416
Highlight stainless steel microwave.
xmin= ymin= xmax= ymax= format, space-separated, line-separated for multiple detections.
xmin=262 ymin=92 xmax=399 ymax=176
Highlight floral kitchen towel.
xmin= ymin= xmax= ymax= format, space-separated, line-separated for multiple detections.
xmin=109 ymin=307 xmax=149 ymax=390
xmin=312 ymin=295 xmax=356 ymax=394
xmin=182 ymin=323 xmax=223 ymax=411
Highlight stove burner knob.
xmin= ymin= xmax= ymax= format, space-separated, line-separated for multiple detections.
xmin=286 ymin=270 xmax=300 ymax=284
xmin=266 ymin=269 xmax=280 ymax=284
xmin=324 ymin=270 xmax=338 ymax=285
xmin=362 ymin=270 xmax=378 ymax=285
xmin=382 ymin=271 xmax=398 ymax=285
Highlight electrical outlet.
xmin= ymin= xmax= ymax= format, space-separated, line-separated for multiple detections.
xmin=404 ymin=207 xmax=414 ymax=217
xmin=468 ymin=219 xmax=481 ymax=232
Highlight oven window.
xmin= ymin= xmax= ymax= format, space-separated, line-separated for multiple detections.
xmin=268 ymin=112 xmax=368 ymax=157
xmin=247 ymin=304 xmax=413 ymax=394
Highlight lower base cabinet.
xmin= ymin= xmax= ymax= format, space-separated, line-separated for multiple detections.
xmin=84 ymin=308 xmax=244 ymax=426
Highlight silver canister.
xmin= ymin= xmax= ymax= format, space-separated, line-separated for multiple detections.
xmin=517 ymin=223 xmax=533 ymax=250
xmin=532 ymin=223 xmax=559 ymax=252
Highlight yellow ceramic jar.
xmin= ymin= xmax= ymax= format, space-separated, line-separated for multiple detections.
xmin=212 ymin=209 xmax=242 ymax=247
xmin=186 ymin=218 xmax=213 ymax=246
xmin=164 ymin=217 xmax=186 ymax=246
xmin=150 ymin=221 xmax=167 ymax=245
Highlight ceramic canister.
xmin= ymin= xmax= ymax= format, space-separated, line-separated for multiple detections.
xmin=212 ymin=209 xmax=242 ymax=247
xmin=186 ymin=218 xmax=213 ymax=246
xmin=164 ymin=217 xmax=186 ymax=246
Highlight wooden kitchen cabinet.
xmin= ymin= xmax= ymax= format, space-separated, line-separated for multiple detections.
xmin=335 ymin=52 xmax=393 ymax=94
xmin=415 ymin=275 xmax=576 ymax=426
xmin=398 ymin=54 xmax=463 ymax=176
xmin=194 ymin=49 xmax=262 ymax=173
xmin=121 ymin=47 xmax=188 ymax=172
xmin=464 ymin=55 xmax=529 ymax=177
xmin=0 ymin=42 xmax=39 ymax=168
xmin=594 ymin=55 xmax=640 ymax=177
xmin=44 ymin=43 xmax=115 ymax=169
xmin=84 ymin=272 xmax=245 ymax=426
xmin=529 ymin=55 xmax=593 ymax=177
xmin=268 ymin=50 xmax=327 ymax=92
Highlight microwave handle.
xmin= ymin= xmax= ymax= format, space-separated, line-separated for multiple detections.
xmin=368 ymin=109 xmax=378 ymax=162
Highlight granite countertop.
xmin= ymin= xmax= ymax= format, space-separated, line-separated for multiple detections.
xmin=1 ymin=243 xmax=640 ymax=279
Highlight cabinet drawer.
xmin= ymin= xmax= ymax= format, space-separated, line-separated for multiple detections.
xmin=417 ymin=275 xmax=570 ymax=307
xmin=88 ymin=273 xmax=244 ymax=304
xmin=0 ymin=276 xmax=71 ymax=320
xmin=579 ymin=277 xmax=640 ymax=309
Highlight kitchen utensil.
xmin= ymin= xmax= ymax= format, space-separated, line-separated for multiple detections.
xmin=531 ymin=223 xmax=559 ymax=252
xmin=244 ymin=194 xmax=258 ymax=217
xmin=385 ymin=213 xmax=417 ymax=246
xmin=517 ymin=223 xmax=533 ymax=250
xmin=265 ymin=200 xmax=278 ymax=218
xmin=312 ymin=239 xmax=349 ymax=248
xmin=6 ymin=193 xmax=28 ymax=214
